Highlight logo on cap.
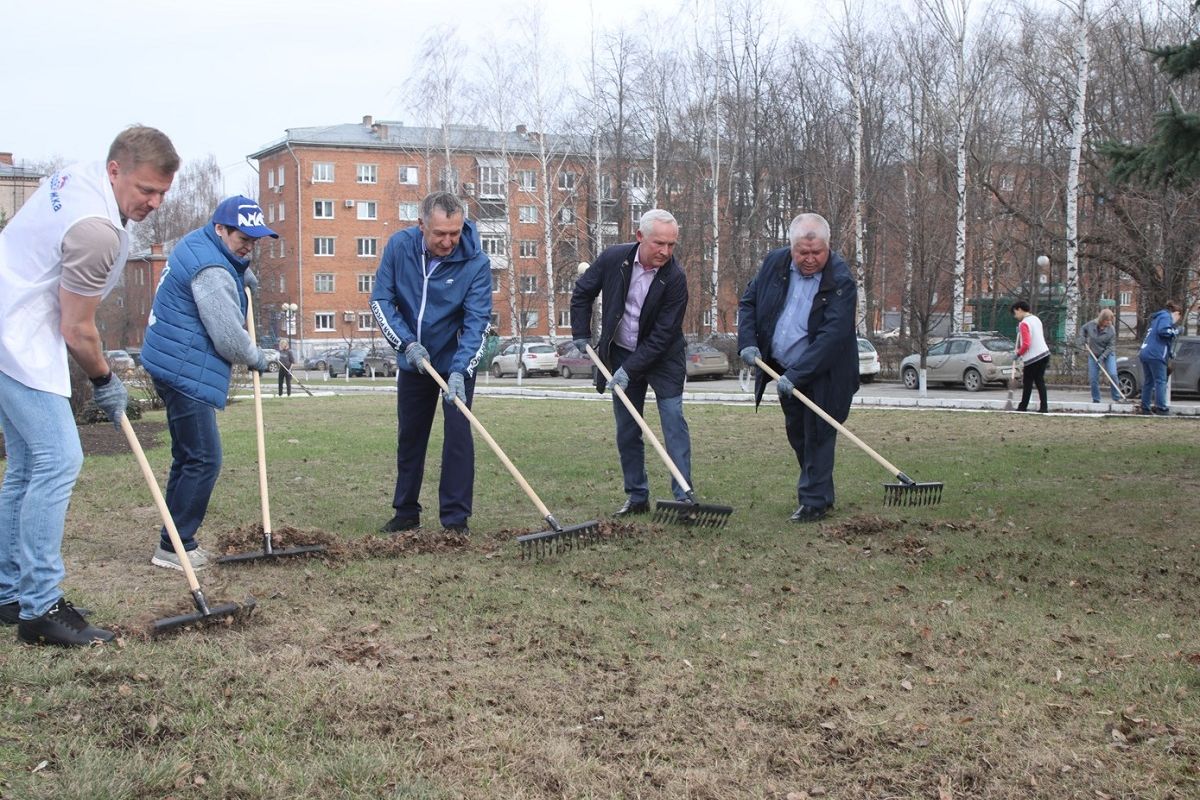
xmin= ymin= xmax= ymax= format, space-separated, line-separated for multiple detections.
xmin=238 ymin=208 xmax=267 ymax=228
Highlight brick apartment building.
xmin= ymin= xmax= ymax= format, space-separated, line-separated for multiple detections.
xmin=0 ymin=152 xmax=43 ymax=227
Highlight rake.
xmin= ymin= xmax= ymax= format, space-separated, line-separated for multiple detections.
xmin=274 ymin=361 xmax=316 ymax=397
xmin=217 ymin=289 xmax=327 ymax=564
xmin=755 ymin=358 xmax=942 ymax=507
xmin=120 ymin=416 xmax=254 ymax=636
xmin=1082 ymin=343 xmax=1131 ymax=403
xmin=586 ymin=345 xmax=734 ymax=527
xmin=421 ymin=360 xmax=600 ymax=558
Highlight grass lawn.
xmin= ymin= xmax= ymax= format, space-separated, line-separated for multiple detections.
xmin=1 ymin=394 xmax=1197 ymax=799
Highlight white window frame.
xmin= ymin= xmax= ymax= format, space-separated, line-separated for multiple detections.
xmin=399 ymin=202 xmax=419 ymax=221
xmin=314 ymin=200 xmax=334 ymax=219
xmin=479 ymin=165 xmax=506 ymax=199
xmin=520 ymin=275 xmax=537 ymax=294
xmin=312 ymin=162 xmax=334 ymax=183
xmin=517 ymin=170 xmax=536 ymax=191
xmin=314 ymin=273 xmax=335 ymax=293
xmin=357 ymin=274 xmax=375 ymax=293
xmin=519 ymin=240 xmax=538 ymax=258
xmin=559 ymin=207 xmax=575 ymax=224
xmin=558 ymin=309 xmax=571 ymax=328
xmin=314 ymin=313 xmax=335 ymax=331
xmin=518 ymin=205 xmax=538 ymax=224
xmin=357 ymin=201 xmax=378 ymax=220
xmin=481 ymin=235 xmax=506 ymax=257
xmin=491 ymin=273 xmax=501 ymax=293
xmin=557 ymin=172 xmax=577 ymax=191
xmin=314 ymin=237 xmax=335 ymax=256
xmin=357 ymin=312 xmax=376 ymax=331
xmin=357 ymin=164 xmax=378 ymax=184
xmin=522 ymin=311 xmax=539 ymax=331
xmin=357 ymin=237 xmax=378 ymax=258
xmin=399 ymin=166 xmax=419 ymax=185
xmin=277 ymin=165 xmax=286 ymax=187
xmin=278 ymin=202 xmax=285 ymax=221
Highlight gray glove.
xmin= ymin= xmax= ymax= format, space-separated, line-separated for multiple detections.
xmin=776 ymin=373 xmax=795 ymax=397
xmin=740 ymin=346 xmax=761 ymax=366
xmin=443 ymin=372 xmax=466 ymax=406
xmin=610 ymin=366 xmax=630 ymax=392
xmin=573 ymin=339 xmax=591 ymax=356
xmin=92 ymin=373 xmax=128 ymax=429
xmin=405 ymin=342 xmax=430 ymax=373
xmin=250 ymin=349 xmax=270 ymax=373
xmin=243 ymin=268 xmax=259 ymax=295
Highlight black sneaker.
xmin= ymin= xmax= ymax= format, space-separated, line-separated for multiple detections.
xmin=2 ymin=600 xmax=91 ymax=625
xmin=17 ymin=598 xmax=114 ymax=646
xmin=380 ymin=514 xmax=420 ymax=534
xmin=789 ymin=505 xmax=830 ymax=523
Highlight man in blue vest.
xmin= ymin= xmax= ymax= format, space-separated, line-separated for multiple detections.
xmin=141 ymin=196 xmax=274 ymax=569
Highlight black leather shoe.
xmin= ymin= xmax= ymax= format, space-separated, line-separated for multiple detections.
xmin=17 ymin=598 xmax=114 ymax=646
xmin=613 ymin=499 xmax=650 ymax=517
xmin=380 ymin=514 xmax=420 ymax=534
xmin=789 ymin=505 xmax=830 ymax=523
xmin=2 ymin=600 xmax=90 ymax=625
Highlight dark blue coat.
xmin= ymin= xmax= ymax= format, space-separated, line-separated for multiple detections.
xmin=737 ymin=247 xmax=859 ymax=420
xmin=571 ymin=241 xmax=688 ymax=395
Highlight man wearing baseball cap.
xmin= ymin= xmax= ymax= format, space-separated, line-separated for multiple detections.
xmin=140 ymin=195 xmax=276 ymax=570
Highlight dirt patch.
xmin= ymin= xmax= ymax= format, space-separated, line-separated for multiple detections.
xmin=0 ymin=419 xmax=167 ymax=459
xmin=826 ymin=514 xmax=905 ymax=538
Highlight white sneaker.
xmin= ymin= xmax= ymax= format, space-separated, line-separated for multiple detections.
xmin=151 ymin=545 xmax=213 ymax=571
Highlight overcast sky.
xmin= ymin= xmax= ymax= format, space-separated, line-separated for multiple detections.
xmin=2 ymin=0 xmax=687 ymax=194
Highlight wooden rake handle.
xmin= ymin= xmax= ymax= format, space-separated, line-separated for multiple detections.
xmin=754 ymin=357 xmax=905 ymax=480
xmin=120 ymin=415 xmax=203 ymax=593
xmin=1082 ymin=343 xmax=1127 ymax=399
xmin=585 ymin=345 xmax=694 ymax=496
xmin=244 ymin=288 xmax=272 ymax=535
xmin=420 ymin=359 xmax=555 ymax=522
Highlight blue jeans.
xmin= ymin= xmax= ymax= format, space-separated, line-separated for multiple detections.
xmin=154 ymin=379 xmax=222 ymax=550
xmin=1140 ymin=357 xmax=1169 ymax=411
xmin=392 ymin=369 xmax=475 ymax=527
xmin=1088 ymin=352 xmax=1121 ymax=402
xmin=610 ymin=348 xmax=692 ymax=502
xmin=0 ymin=371 xmax=84 ymax=619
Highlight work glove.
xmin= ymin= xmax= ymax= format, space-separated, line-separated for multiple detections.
xmin=443 ymin=372 xmax=466 ymax=406
xmin=739 ymin=346 xmax=761 ymax=366
xmin=776 ymin=373 xmax=795 ymax=398
xmin=92 ymin=373 xmax=128 ymax=430
xmin=243 ymin=268 xmax=259 ymax=295
xmin=610 ymin=366 xmax=630 ymax=392
xmin=573 ymin=338 xmax=591 ymax=356
xmin=250 ymin=349 xmax=270 ymax=373
xmin=405 ymin=342 xmax=430 ymax=373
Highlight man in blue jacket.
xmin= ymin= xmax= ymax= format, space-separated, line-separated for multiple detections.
xmin=1139 ymin=300 xmax=1182 ymax=415
xmin=141 ymin=196 xmax=273 ymax=569
xmin=738 ymin=213 xmax=858 ymax=522
xmin=370 ymin=192 xmax=492 ymax=535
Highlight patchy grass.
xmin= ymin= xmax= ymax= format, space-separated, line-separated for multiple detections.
xmin=1 ymin=395 xmax=1197 ymax=799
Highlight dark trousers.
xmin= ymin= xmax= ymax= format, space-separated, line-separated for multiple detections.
xmin=780 ymin=391 xmax=838 ymax=510
xmin=154 ymin=379 xmax=221 ymax=550
xmin=1018 ymin=355 xmax=1049 ymax=412
xmin=392 ymin=369 xmax=475 ymax=527
xmin=609 ymin=345 xmax=692 ymax=502
xmin=277 ymin=369 xmax=291 ymax=396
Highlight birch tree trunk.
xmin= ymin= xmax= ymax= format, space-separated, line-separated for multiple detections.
xmin=1064 ymin=0 xmax=1090 ymax=342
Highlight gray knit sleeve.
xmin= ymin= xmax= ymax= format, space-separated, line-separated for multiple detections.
xmin=192 ymin=267 xmax=261 ymax=366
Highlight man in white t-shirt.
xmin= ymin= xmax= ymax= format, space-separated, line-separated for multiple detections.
xmin=0 ymin=126 xmax=179 ymax=646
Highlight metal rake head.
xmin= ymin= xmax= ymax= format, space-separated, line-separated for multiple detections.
xmin=653 ymin=500 xmax=734 ymax=528
xmin=883 ymin=480 xmax=943 ymax=507
xmin=517 ymin=520 xmax=602 ymax=560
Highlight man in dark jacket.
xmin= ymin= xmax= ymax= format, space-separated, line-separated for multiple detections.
xmin=571 ymin=209 xmax=693 ymax=516
xmin=738 ymin=213 xmax=858 ymax=522
xmin=370 ymin=192 xmax=492 ymax=535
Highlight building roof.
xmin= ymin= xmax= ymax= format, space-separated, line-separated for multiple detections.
xmin=0 ymin=163 xmax=45 ymax=180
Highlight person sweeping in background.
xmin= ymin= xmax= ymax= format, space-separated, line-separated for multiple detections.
xmin=1011 ymin=300 xmax=1050 ymax=413
xmin=1078 ymin=308 xmax=1122 ymax=403
xmin=1138 ymin=300 xmax=1182 ymax=416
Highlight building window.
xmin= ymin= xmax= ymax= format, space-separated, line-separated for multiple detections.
xmin=1120 ymin=291 xmax=1132 ymax=307
xmin=357 ymin=164 xmax=378 ymax=184
xmin=312 ymin=162 xmax=334 ymax=183
xmin=277 ymin=165 xmax=285 ymax=187
xmin=479 ymin=165 xmax=506 ymax=198
xmin=278 ymin=237 xmax=286 ymax=258
xmin=630 ymin=203 xmax=648 ymax=224
xmin=358 ymin=312 xmax=376 ymax=330
xmin=399 ymin=202 xmax=418 ymax=220
xmin=357 ymin=201 xmax=378 ymax=220
xmin=599 ymin=175 xmax=614 ymax=199
xmin=277 ymin=274 xmax=286 ymax=293
xmin=314 ymin=200 xmax=334 ymax=219
xmin=522 ymin=311 xmax=539 ymax=331
xmin=399 ymin=166 xmax=419 ymax=185
xmin=267 ymin=170 xmax=275 ymax=189
xmin=702 ymin=309 xmax=714 ymax=327
xmin=517 ymin=170 xmax=536 ymax=191
xmin=314 ymin=237 xmax=335 ymax=256
xmin=520 ymin=275 xmax=537 ymax=293
xmin=519 ymin=206 xmax=538 ymax=224
xmin=558 ymin=309 xmax=570 ymax=328
xmin=491 ymin=273 xmax=501 ymax=293
xmin=519 ymin=240 xmax=538 ymax=258
xmin=630 ymin=170 xmax=648 ymax=189
xmin=314 ymin=313 xmax=334 ymax=331
xmin=267 ymin=204 xmax=275 ymax=223
xmin=557 ymin=172 xmax=577 ymax=191
xmin=559 ymin=207 xmax=575 ymax=224
xmin=490 ymin=311 xmax=500 ymax=327
xmin=357 ymin=237 xmax=378 ymax=257
xmin=314 ymin=273 xmax=335 ymax=292
xmin=357 ymin=274 xmax=375 ymax=293
xmin=481 ymin=235 xmax=506 ymax=256
xmin=278 ymin=202 xmax=285 ymax=221
xmin=440 ymin=166 xmax=459 ymax=192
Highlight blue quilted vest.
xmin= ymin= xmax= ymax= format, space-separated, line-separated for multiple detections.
xmin=142 ymin=225 xmax=248 ymax=409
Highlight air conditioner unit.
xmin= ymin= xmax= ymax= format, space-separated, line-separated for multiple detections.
xmin=462 ymin=182 xmax=476 ymax=196
xmin=273 ymin=185 xmax=282 ymax=194
xmin=344 ymin=199 xmax=356 ymax=208
xmin=343 ymin=311 xmax=355 ymax=322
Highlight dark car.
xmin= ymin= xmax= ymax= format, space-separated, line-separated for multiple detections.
xmin=363 ymin=346 xmax=398 ymax=377
xmin=556 ymin=345 xmax=595 ymax=379
xmin=327 ymin=348 xmax=368 ymax=378
xmin=1117 ymin=335 xmax=1200 ymax=397
xmin=303 ymin=348 xmax=340 ymax=371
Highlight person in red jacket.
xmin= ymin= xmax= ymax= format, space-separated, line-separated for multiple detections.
xmin=1012 ymin=300 xmax=1050 ymax=412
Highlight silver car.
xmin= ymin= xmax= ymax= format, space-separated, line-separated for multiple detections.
xmin=900 ymin=335 xmax=1016 ymax=392
xmin=1116 ymin=335 xmax=1200 ymax=396
xmin=489 ymin=342 xmax=559 ymax=378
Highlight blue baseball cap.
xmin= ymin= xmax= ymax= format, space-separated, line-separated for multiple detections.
xmin=211 ymin=195 xmax=278 ymax=239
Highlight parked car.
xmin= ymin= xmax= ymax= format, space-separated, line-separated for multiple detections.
xmin=857 ymin=337 xmax=880 ymax=383
xmin=260 ymin=348 xmax=280 ymax=372
xmin=900 ymin=335 xmax=1016 ymax=391
xmin=490 ymin=342 xmax=559 ymax=378
xmin=362 ymin=346 xmax=398 ymax=377
xmin=685 ymin=342 xmax=729 ymax=379
xmin=104 ymin=349 xmax=136 ymax=374
xmin=327 ymin=348 xmax=368 ymax=377
xmin=303 ymin=348 xmax=340 ymax=371
xmin=1116 ymin=335 xmax=1200 ymax=397
xmin=556 ymin=345 xmax=595 ymax=379
xmin=125 ymin=347 xmax=143 ymax=367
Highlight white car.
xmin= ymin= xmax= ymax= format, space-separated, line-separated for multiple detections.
xmin=489 ymin=342 xmax=559 ymax=378
xmin=857 ymin=337 xmax=880 ymax=383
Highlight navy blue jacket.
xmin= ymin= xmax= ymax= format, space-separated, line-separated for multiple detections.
xmin=369 ymin=219 xmax=493 ymax=377
xmin=142 ymin=224 xmax=249 ymax=409
xmin=737 ymin=247 xmax=859 ymax=420
xmin=571 ymin=241 xmax=688 ymax=395
xmin=1139 ymin=308 xmax=1180 ymax=363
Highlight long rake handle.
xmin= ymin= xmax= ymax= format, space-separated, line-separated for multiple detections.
xmin=120 ymin=415 xmax=202 ymax=594
xmin=585 ymin=345 xmax=694 ymax=495
xmin=244 ymin=289 xmax=273 ymax=536
xmin=1083 ymin=343 xmax=1127 ymax=400
xmin=755 ymin=358 xmax=905 ymax=480
xmin=276 ymin=361 xmax=316 ymax=397
xmin=419 ymin=359 xmax=556 ymax=522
